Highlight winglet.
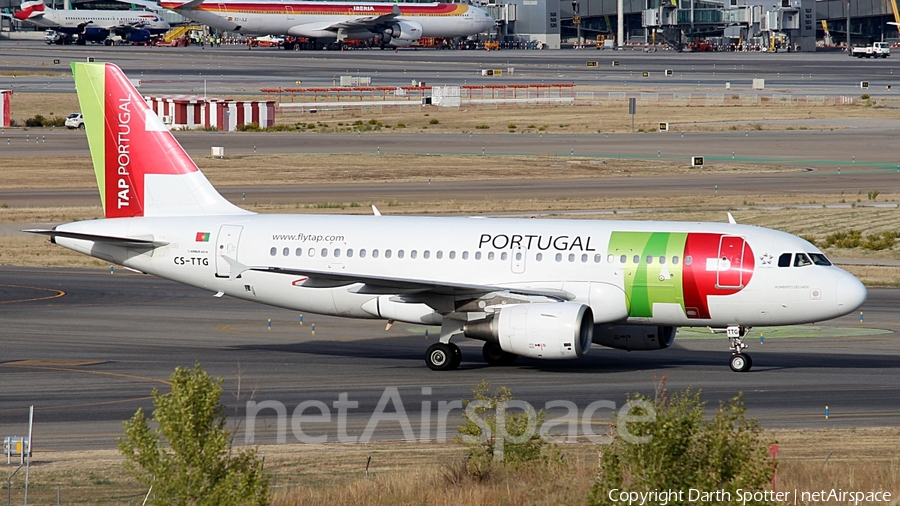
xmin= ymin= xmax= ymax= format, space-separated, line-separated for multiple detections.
xmin=391 ymin=3 xmax=400 ymax=15
xmin=727 ymin=212 xmax=737 ymax=224
xmin=372 ymin=205 xmax=382 ymax=216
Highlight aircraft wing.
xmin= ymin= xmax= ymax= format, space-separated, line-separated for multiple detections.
xmin=112 ymin=0 xmax=168 ymax=11
xmin=318 ymin=4 xmax=400 ymax=31
xmin=234 ymin=262 xmax=574 ymax=300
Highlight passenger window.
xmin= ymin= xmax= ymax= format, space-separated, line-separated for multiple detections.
xmin=581 ymin=254 xmax=588 ymax=262
xmin=295 ymin=248 xmax=302 ymax=257
xmin=321 ymin=248 xmax=328 ymax=257
xmin=282 ymin=247 xmax=289 ymax=257
xmin=347 ymin=249 xmax=353 ymax=258
xmin=410 ymin=250 xmax=417 ymax=259
xmin=778 ymin=253 xmax=792 ymax=267
xmin=794 ymin=253 xmax=812 ymax=267
xmin=608 ymin=254 xmax=614 ymax=263
xmin=373 ymin=249 xmax=379 ymax=258
xmin=270 ymin=247 xmax=277 ymax=256
xmin=462 ymin=251 xmax=469 ymax=260
xmin=536 ymin=252 xmax=543 ymax=261
xmin=385 ymin=249 xmax=392 ymax=258
xmin=685 ymin=256 xmax=692 ymax=265
xmin=620 ymin=255 xmax=627 ymax=264
xmin=501 ymin=252 xmax=508 ymax=261
xmin=333 ymin=249 xmax=341 ymax=258
xmin=646 ymin=255 xmax=653 ymax=264
xmin=488 ymin=252 xmax=494 ymax=260
xmin=360 ymin=249 xmax=367 ymax=258
xmin=449 ymin=251 xmax=456 ymax=259
xmin=515 ymin=252 xmax=522 ymax=261
xmin=672 ymin=256 xmax=679 ymax=265
xmin=475 ymin=252 xmax=481 ymax=260
xmin=594 ymin=254 xmax=601 ymax=263
xmin=398 ymin=250 xmax=405 ymax=259
xmin=555 ymin=253 xmax=562 ymax=262
xmin=308 ymin=248 xmax=315 ymax=257
xmin=633 ymin=255 xmax=640 ymax=264
xmin=659 ymin=256 xmax=666 ymax=265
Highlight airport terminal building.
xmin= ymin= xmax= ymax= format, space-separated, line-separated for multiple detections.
xmin=2 ymin=0 xmax=898 ymax=50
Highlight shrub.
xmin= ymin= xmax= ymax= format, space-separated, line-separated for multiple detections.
xmin=475 ymin=124 xmax=490 ymax=129
xmin=43 ymin=116 xmax=66 ymax=127
xmin=868 ymin=189 xmax=880 ymax=201
xmin=396 ymin=123 xmax=406 ymax=129
xmin=429 ymin=118 xmax=440 ymax=125
xmin=119 ymin=364 xmax=270 ymax=506
xmin=507 ymin=123 xmax=517 ymax=129
xmin=824 ymin=229 xmax=862 ymax=248
xmin=861 ymin=93 xmax=871 ymax=100
xmin=589 ymin=382 xmax=774 ymax=506
xmin=862 ymin=231 xmax=900 ymax=251
xmin=24 ymin=114 xmax=46 ymax=127
xmin=458 ymin=380 xmax=547 ymax=475
xmin=236 ymin=122 xmax=261 ymax=132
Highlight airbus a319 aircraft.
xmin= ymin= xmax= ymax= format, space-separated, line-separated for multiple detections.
xmin=10 ymin=0 xmax=170 ymax=45
xmin=158 ymin=0 xmax=494 ymax=47
xmin=30 ymin=63 xmax=867 ymax=373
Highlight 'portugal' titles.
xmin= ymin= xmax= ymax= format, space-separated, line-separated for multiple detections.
xmin=478 ymin=233 xmax=595 ymax=252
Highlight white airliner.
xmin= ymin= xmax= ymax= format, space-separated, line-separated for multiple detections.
xmin=157 ymin=0 xmax=494 ymax=47
xmin=10 ymin=0 xmax=170 ymax=45
xmin=29 ymin=62 xmax=867 ymax=373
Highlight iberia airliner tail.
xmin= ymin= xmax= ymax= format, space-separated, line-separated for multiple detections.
xmin=71 ymin=62 xmax=249 ymax=218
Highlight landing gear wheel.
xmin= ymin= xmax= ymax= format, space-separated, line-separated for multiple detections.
xmin=482 ymin=342 xmax=518 ymax=366
xmin=426 ymin=343 xmax=457 ymax=371
xmin=729 ymin=353 xmax=752 ymax=372
xmin=448 ymin=343 xmax=462 ymax=369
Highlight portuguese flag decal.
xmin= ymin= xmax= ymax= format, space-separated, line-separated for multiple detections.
xmin=195 ymin=232 xmax=211 ymax=242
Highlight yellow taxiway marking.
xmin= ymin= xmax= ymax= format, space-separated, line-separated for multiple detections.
xmin=0 ymin=284 xmax=65 ymax=304
xmin=1 ymin=362 xmax=170 ymax=386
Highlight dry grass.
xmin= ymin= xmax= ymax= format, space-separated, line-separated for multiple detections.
xmin=7 ymin=91 xmax=899 ymax=134
xmin=8 ymin=428 xmax=900 ymax=505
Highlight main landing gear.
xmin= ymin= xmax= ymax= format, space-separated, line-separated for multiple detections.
xmin=425 ymin=342 xmax=461 ymax=371
xmin=727 ymin=325 xmax=753 ymax=372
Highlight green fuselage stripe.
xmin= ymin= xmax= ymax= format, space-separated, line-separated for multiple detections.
xmin=609 ymin=231 xmax=687 ymax=317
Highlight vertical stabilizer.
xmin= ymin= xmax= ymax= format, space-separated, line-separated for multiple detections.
xmin=71 ymin=62 xmax=249 ymax=218
xmin=13 ymin=0 xmax=46 ymax=20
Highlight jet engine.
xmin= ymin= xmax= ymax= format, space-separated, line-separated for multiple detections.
xmin=125 ymin=29 xmax=151 ymax=43
xmin=378 ymin=20 xmax=423 ymax=46
xmin=463 ymin=302 xmax=593 ymax=359
xmin=81 ymin=27 xmax=110 ymax=43
xmin=592 ymin=324 xmax=676 ymax=351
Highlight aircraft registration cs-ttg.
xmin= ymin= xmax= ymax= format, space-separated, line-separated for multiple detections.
xmin=28 ymin=63 xmax=867 ymax=373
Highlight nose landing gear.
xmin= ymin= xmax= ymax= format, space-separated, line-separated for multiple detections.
xmin=727 ymin=325 xmax=752 ymax=372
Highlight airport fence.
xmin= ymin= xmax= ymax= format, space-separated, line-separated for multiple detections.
xmin=572 ymin=92 xmax=856 ymax=107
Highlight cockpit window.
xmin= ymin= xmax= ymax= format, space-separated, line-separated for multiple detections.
xmin=793 ymin=253 xmax=812 ymax=267
xmin=809 ymin=253 xmax=832 ymax=266
xmin=778 ymin=253 xmax=792 ymax=267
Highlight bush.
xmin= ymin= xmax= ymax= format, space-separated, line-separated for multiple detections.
xmin=429 ymin=118 xmax=440 ymax=125
xmin=475 ymin=124 xmax=490 ymax=129
xmin=236 ymin=122 xmax=261 ymax=132
xmin=24 ymin=114 xmax=46 ymax=127
xmin=589 ymin=382 xmax=774 ymax=506
xmin=861 ymin=93 xmax=871 ymax=100
xmin=824 ymin=229 xmax=862 ymax=249
xmin=43 ymin=116 xmax=66 ymax=127
xmin=119 ymin=364 xmax=270 ymax=506
xmin=458 ymin=380 xmax=547 ymax=475
xmin=862 ymin=231 xmax=900 ymax=251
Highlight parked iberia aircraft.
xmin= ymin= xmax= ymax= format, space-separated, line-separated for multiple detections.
xmin=10 ymin=0 xmax=169 ymax=45
xmin=157 ymin=0 xmax=495 ymax=47
xmin=30 ymin=63 xmax=868 ymax=373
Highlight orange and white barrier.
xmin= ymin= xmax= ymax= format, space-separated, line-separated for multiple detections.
xmin=144 ymin=95 xmax=275 ymax=131
xmin=0 ymin=90 xmax=11 ymax=127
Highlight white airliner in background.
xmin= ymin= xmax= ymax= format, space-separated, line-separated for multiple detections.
xmin=29 ymin=62 xmax=867 ymax=373
xmin=158 ymin=0 xmax=494 ymax=47
xmin=9 ymin=0 xmax=169 ymax=44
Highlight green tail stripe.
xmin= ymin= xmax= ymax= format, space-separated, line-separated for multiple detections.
xmin=71 ymin=62 xmax=107 ymax=212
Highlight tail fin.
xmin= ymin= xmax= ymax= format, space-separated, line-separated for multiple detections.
xmin=71 ymin=62 xmax=249 ymax=218
xmin=14 ymin=0 xmax=45 ymax=20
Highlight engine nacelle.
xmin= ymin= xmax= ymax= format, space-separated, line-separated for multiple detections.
xmin=82 ymin=27 xmax=110 ymax=43
xmin=592 ymin=324 xmax=676 ymax=351
xmin=464 ymin=303 xmax=593 ymax=359
xmin=126 ymin=29 xmax=151 ymax=43
xmin=379 ymin=20 xmax=423 ymax=45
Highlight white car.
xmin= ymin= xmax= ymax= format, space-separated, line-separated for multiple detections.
xmin=65 ymin=112 xmax=84 ymax=130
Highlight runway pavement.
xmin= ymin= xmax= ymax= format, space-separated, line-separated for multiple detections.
xmin=0 ymin=267 xmax=898 ymax=451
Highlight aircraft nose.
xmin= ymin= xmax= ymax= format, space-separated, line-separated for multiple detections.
xmin=836 ymin=274 xmax=867 ymax=314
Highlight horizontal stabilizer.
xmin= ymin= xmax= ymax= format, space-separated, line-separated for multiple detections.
xmin=23 ymin=229 xmax=169 ymax=248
